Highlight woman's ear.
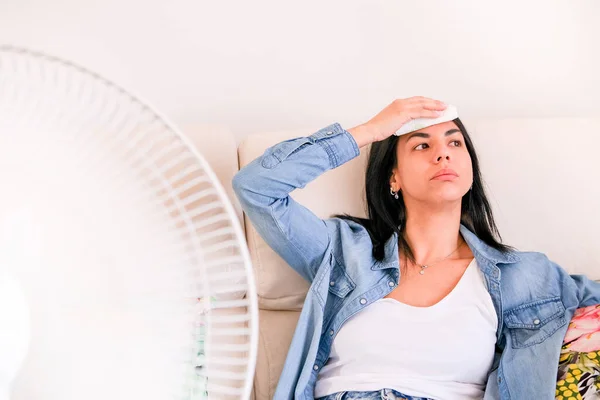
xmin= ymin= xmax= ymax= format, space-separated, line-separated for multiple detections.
xmin=389 ymin=170 xmax=401 ymax=192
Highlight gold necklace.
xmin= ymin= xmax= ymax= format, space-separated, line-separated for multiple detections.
xmin=414 ymin=238 xmax=464 ymax=276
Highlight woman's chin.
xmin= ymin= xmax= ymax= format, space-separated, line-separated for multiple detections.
xmin=426 ymin=187 xmax=468 ymax=203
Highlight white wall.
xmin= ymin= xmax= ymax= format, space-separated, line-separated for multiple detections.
xmin=1 ymin=0 xmax=598 ymax=142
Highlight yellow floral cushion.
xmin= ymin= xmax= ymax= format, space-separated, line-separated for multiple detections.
xmin=557 ymin=305 xmax=600 ymax=399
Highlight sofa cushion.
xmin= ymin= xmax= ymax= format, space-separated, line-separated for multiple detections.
xmin=253 ymin=309 xmax=301 ymax=399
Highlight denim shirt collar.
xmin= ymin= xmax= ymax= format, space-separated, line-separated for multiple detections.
xmin=371 ymin=224 xmax=520 ymax=280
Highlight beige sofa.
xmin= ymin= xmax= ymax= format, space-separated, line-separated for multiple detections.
xmin=189 ymin=118 xmax=600 ymax=399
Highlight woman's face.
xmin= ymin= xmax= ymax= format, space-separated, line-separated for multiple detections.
xmin=390 ymin=121 xmax=473 ymax=204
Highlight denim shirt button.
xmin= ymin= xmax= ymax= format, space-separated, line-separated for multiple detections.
xmin=329 ymin=329 xmax=334 ymax=336
xmin=533 ymin=319 xmax=541 ymax=325
xmin=326 ymin=131 xmax=334 ymax=135
xmin=329 ymin=281 xmax=335 ymax=286
xmin=360 ymin=298 xmax=367 ymax=305
xmin=313 ymin=364 xmax=319 ymax=371
xmin=388 ymin=281 xmax=395 ymax=287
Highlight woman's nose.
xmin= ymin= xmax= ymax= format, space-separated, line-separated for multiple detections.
xmin=435 ymin=153 xmax=450 ymax=163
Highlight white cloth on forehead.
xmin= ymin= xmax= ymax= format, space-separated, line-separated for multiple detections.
xmin=394 ymin=104 xmax=459 ymax=136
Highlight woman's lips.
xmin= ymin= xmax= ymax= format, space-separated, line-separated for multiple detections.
xmin=431 ymin=169 xmax=458 ymax=180
xmin=432 ymin=174 xmax=458 ymax=181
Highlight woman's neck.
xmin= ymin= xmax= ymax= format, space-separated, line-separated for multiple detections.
xmin=403 ymin=201 xmax=463 ymax=264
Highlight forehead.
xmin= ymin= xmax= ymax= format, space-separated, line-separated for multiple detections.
xmin=413 ymin=120 xmax=459 ymax=135
xmin=398 ymin=120 xmax=462 ymax=144
xmin=418 ymin=121 xmax=458 ymax=135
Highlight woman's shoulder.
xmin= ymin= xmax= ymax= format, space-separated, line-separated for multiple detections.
xmin=511 ymin=250 xmax=553 ymax=264
xmin=325 ymin=216 xmax=377 ymax=260
xmin=501 ymin=250 xmax=567 ymax=285
xmin=326 ymin=216 xmax=372 ymax=239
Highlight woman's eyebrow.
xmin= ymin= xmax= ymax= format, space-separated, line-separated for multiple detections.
xmin=406 ymin=129 xmax=461 ymax=142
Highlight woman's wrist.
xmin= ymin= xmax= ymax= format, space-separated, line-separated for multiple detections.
xmin=347 ymin=124 xmax=377 ymax=148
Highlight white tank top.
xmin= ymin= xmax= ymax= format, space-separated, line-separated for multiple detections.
xmin=314 ymin=258 xmax=498 ymax=400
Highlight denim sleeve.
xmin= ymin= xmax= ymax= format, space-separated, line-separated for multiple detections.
xmin=549 ymin=257 xmax=600 ymax=308
xmin=570 ymin=274 xmax=600 ymax=308
xmin=232 ymin=123 xmax=360 ymax=283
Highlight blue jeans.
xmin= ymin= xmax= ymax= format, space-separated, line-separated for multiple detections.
xmin=316 ymin=388 xmax=434 ymax=400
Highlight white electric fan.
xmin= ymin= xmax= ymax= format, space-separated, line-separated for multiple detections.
xmin=0 ymin=46 xmax=258 ymax=400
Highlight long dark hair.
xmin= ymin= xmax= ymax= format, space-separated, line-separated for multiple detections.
xmin=334 ymin=118 xmax=513 ymax=263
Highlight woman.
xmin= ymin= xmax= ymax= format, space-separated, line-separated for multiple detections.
xmin=232 ymin=97 xmax=600 ymax=400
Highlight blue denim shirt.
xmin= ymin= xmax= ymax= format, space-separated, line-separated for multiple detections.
xmin=232 ymin=123 xmax=600 ymax=400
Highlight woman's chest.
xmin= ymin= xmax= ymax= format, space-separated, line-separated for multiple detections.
xmin=385 ymin=259 xmax=475 ymax=307
xmin=329 ymin=297 xmax=498 ymax=379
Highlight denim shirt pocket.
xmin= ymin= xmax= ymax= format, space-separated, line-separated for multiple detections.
xmin=261 ymin=137 xmax=313 ymax=169
xmin=504 ymin=297 xmax=568 ymax=349
xmin=328 ymin=256 xmax=356 ymax=298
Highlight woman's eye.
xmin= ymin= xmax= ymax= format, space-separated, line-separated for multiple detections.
xmin=414 ymin=143 xmax=429 ymax=150
xmin=450 ymin=140 xmax=462 ymax=147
